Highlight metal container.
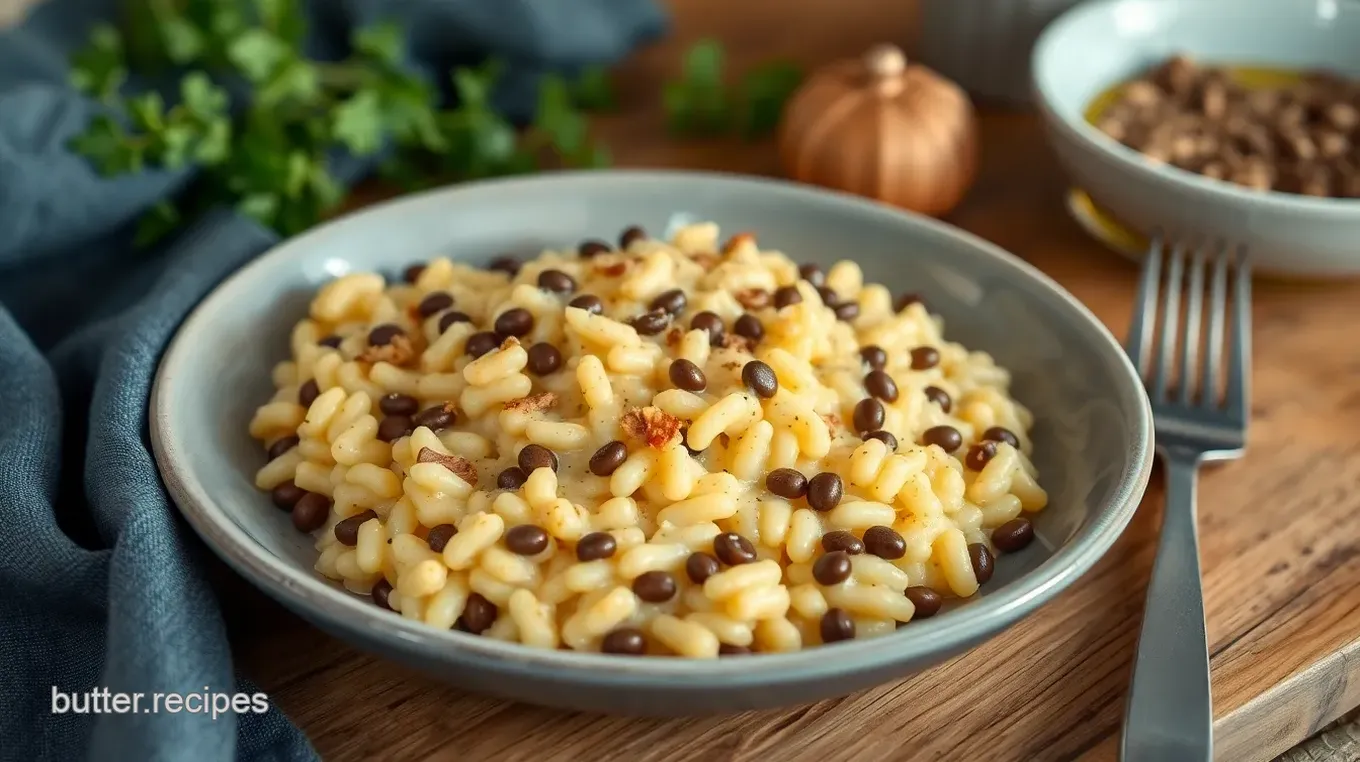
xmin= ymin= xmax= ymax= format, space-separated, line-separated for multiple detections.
xmin=917 ymin=0 xmax=1089 ymax=107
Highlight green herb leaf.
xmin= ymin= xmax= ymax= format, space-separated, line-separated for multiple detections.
xmin=664 ymin=39 xmax=732 ymax=135
xmin=159 ymin=14 xmax=206 ymax=65
xmin=69 ymin=24 xmax=127 ymax=102
xmin=570 ymin=65 xmax=615 ymax=111
xmin=237 ymin=192 xmax=280 ymax=226
xmin=452 ymin=60 xmax=501 ymax=109
xmin=254 ymin=59 xmax=319 ymax=108
xmin=227 ymin=28 xmax=291 ymax=83
xmin=332 ymin=89 xmax=385 ymax=155
xmin=193 ymin=117 xmax=232 ymax=164
xmin=180 ymin=72 xmax=228 ymax=118
xmin=353 ymin=23 xmax=405 ymax=68
xmin=737 ymin=61 xmax=803 ymax=138
xmin=682 ymin=39 xmax=724 ymax=89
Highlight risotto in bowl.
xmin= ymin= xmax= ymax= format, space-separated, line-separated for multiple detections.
xmin=151 ymin=170 xmax=1152 ymax=714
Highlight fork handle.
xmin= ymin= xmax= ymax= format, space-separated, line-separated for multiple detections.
xmin=1121 ymin=454 xmax=1213 ymax=762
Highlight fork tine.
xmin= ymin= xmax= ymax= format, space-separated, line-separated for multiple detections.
xmin=1125 ymin=235 xmax=1163 ymax=377
xmin=1153 ymin=242 xmax=1185 ymax=402
xmin=1201 ymin=243 xmax=1230 ymax=408
xmin=1226 ymin=247 xmax=1252 ymax=418
xmin=1177 ymin=246 xmax=1206 ymax=406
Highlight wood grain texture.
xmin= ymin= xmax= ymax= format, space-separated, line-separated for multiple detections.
xmin=220 ymin=1 xmax=1360 ymax=760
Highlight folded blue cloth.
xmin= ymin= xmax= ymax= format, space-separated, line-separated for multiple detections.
xmin=0 ymin=2 xmax=665 ymax=760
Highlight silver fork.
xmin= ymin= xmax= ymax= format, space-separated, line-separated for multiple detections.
xmin=1120 ymin=238 xmax=1252 ymax=762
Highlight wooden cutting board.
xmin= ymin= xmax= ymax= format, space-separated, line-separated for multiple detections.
xmin=216 ymin=1 xmax=1360 ymax=760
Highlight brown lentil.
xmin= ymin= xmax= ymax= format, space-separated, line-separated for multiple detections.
xmin=488 ymin=256 xmax=521 ymax=276
xmin=465 ymin=331 xmax=500 ymax=358
xmin=438 ymin=311 xmax=472 ymax=333
xmin=713 ymin=532 xmax=757 ymax=565
xmin=765 ymin=468 xmax=808 ymax=499
xmin=863 ymin=525 xmax=906 ymax=560
xmin=629 ymin=310 xmax=670 ymax=335
xmin=772 ymin=285 xmax=803 ymax=309
xmin=379 ymin=393 xmax=419 ymax=416
xmin=852 ymin=398 xmax=885 ymax=433
xmin=412 ymin=405 xmax=455 ymax=431
xmin=426 ymin=524 xmax=458 ymax=553
xmin=298 ymin=379 xmax=320 ymax=407
xmin=372 ymin=579 xmax=395 ymax=611
xmin=965 ymin=441 xmax=999 ymax=471
xmin=798 ymin=263 xmax=826 ymax=286
xmin=807 ymin=472 xmax=844 ymax=512
xmin=668 ymin=358 xmax=707 ymax=392
xmin=649 ymin=289 xmax=687 ymax=315
xmin=864 ymin=430 xmax=898 ymax=451
xmin=318 ymin=334 xmax=343 ymax=348
xmin=458 ymin=593 xmax=497 ymax=633
xmin=526 ymin=343 xmax=563 ymax=375
xmin=291 ymin=493 xmax=330 ymax=533
xmin=601 ymin=627 xmax=646 ymax=654
xmin=812 ymin=551 xmax=852 ymax=585
xmin=569 ymin=294 xmax=605 ymax=314
xmin=494 ymin=308 xmax=534 ymax=338
xmin=376 ymin=414 xmax=414 ymax=442
xmin=367 ymin=324 xmax=404 ymax=346
xmin=982 ymin=426 xmax=1020 ymax=448
xmin=537 ymin=269 xmax=577 ymax=294
xmin=904 ymin=586 xmax=943 ymax=618
xmin=505 ymin=524 xmax=550 ymax=556
xmin=589 ymin=441 xmax=628 ymax=476
xmin=968 ymin=543 xmax=995 ymax=584
xmin=859 ymin=345 xmax=887 ymax=370
xmin=833 ymin=301 xmax=860 ymax=322
xmin=576 ymin=532 xmax=618 ymax=561
xmin=267 ymin=435 xmax=299 ymax=461
xmin=719 ymin=644 xmax=753 ymax=656
xmin=416 ymin=291 xmax=454 ymax=318
xmin=820 ymin=608 xmax=855 ymax=643
xmin=496 ymin=466 xmax=528 ymax=490
xmin=864 ymin=370 xmax=899 ymax=402
xmin=578 ymin=240 xmax=611 ymax=258
xmin=910 ymin=346 xmax=941 ymax=370
xmin=894 ymin=292 xmax=923 ymax=312
xmin=741 ymin=360 xmax=778 ymax=398
xmin=270 ymin=481 xmax=306 ymax=510
xmin=619 ymin=226 xmax=647 ymax=249
xmin=685 ymin=552 xmax=721 ymax=584
xmin=992 ymin=518 xmax=1035 ymax=553
xmin=921 ymin=425 xmax=963 ymax=452
xmin=403 ymin=263 xmax=425 ymax=283
xmin=924 ymin=385 xmax=952 ymax=413
xmin=334 ymin=509 xmax=377 ymax=546
xmin=517 ymin=444 xmax=558 ymax=473
xmin=733 ymin=314 xmax=764 ymax=343
xmin=632 ymin=571 xmax=678 ymax=603
xmin=816 ymin=286 xmax=840 ymax=306
xmin=690 ymin=311 xmax=725 ymax=345
xmin=821 ymin=530 xmax=865 ymax=555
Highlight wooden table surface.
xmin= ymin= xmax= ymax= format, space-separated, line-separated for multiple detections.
xmin=228 ymin=1 xmax=1360 ymax=760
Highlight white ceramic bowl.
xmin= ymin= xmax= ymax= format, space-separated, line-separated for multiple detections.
xmin=1033 ymin=0 xmax=1360 ymax=278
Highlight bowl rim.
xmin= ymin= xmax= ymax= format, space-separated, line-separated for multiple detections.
xmin=150 ymin=168 xmax=1154 ymax=684
xmin=1031 ymin=0 xmax=1360 ymax=215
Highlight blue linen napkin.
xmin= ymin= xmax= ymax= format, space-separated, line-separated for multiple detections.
xmin=0 ymin=1 xmax=666 ymax=760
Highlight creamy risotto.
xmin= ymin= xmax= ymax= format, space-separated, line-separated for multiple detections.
xmin=248 ymin=222 xmax=1047 ymax=657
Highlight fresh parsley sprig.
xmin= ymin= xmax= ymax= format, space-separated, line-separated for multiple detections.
xmin=67 ymin=1 xmax=614 ymax=244
xmin=663 ymin=39 xmax=805 ymax=139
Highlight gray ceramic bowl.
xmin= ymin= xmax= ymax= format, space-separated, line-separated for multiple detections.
xmin=1032 ymin=0 xmax=1360 ymax=278
xmin=150 ymin=170 xmax=1153 ymax=715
